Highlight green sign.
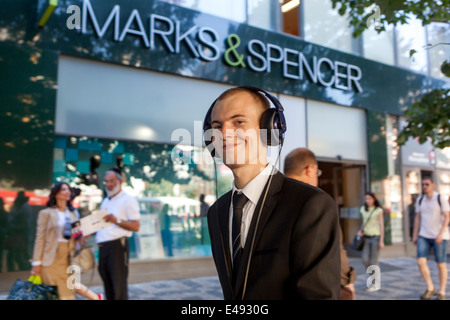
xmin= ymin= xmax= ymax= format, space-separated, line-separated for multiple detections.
xmin=37 ymin=0 xmax=447 ymax=114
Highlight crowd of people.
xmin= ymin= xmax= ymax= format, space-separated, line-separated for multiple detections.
xmin=1 ymin=86 xmax=449 ymax=301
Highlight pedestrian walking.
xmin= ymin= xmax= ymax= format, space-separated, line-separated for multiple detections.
xmin=30 ymin=182 xmax=101 ymax=300
xmin=96 ymin=168 xmax=140 ymax=300
xmin=358 ymin=192 xmax=384 ymax=290
xmin=412 ymin=177 xmax=449 ymax=300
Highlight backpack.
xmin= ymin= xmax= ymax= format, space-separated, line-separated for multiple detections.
xmin=418 ymin=194 xmax=442 ymax=210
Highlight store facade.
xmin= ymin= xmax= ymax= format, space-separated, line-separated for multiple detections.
xmin=0 ymin=0 xmax=449 ymax=273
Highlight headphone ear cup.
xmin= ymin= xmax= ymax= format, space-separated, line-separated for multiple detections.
xmin=260 ymin=108 xmax=281 ymax=146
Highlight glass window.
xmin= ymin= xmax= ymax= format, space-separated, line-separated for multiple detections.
xmin=438 ymin=170 xmax=450 ymax=200
xmin=303 ymin=0 xmax=353 ymax=54
xmin=396 ymin=15 xmax=429 ymax=74
xmin=278 ymin=94 xmax=306 ymax=172
xmin=248 ymin=0 xmax=280 ymax=31
xmin=307 ymin=100 xmax=367 ymax=161
xmin=363 ymin=25 xmax=395 ymax=65
xmin=384 ymin=115 xmax=403 ymax=244
xmin=52 ymin=135 xmax=229 ymax=260
xmin=427 ymin=22 xmax=450 ymax=79
xmin=280 ymin=0 xmax=300 ymax=36
xmin=56 ymin=55 xmax=230 ymax=145
xmin=158 ymin=0 xmax=246 ymax=23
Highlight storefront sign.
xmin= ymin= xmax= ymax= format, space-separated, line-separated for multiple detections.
xmin=401 ymin=137 xmax=436 ymax=167
xmin=67 ymin=0 xmax=363 ymax=93
xmin=36 ymin=0 xmax=447 ymax=113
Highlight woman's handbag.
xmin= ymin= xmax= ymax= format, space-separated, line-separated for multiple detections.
xmin=70 ymin=245 xmax=95 ymax=273
xmin=351 ymin=207 xmax=377 ymax=251
xmin=7 ymin=275 xmax=59 ymax=300
xmin=351 ymin=234 xmax=365 ymax=251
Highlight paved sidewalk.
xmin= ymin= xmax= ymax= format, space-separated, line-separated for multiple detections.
xmin=1 ymin=256 xmax=449 ymax=300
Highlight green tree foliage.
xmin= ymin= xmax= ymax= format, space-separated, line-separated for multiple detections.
xmin=396 ymin=88 xmax=450 ymax=149
xmin=330 ymin=0 xmax=449 ymax=38
xmin=331 ymin=0 xmax=450 ymax=149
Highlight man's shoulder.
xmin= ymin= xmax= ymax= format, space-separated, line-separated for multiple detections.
xmin=209 ymin=190 xmax=232 ymax=211
xmin=117 ymin=190 xmax=138 ymax=202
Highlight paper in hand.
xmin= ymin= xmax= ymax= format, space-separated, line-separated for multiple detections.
xmin=78 ymin=209 xmax=113 ymax=236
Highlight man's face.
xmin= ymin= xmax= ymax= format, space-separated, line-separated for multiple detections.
xmin=422 ymin=179 xmax=434 ymax=193
xmin=104 ymin=171 xmax=120 ymax=193
xmin=210 ymin=91 xmax=267 ymax=168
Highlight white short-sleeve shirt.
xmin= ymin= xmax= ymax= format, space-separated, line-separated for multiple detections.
xmin=96 ymin=190 xmax=140 ymax=244
xmin=416 ymin=191 xmax=450 ymax=240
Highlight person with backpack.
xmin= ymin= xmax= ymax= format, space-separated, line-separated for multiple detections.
xmin=412 ymin=177 xmax=450 ymax=300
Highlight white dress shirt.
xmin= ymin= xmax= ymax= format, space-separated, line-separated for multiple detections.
xmin=96 ymin=190 xmax=140 ymax=244
xmin=56 ymin=209 xmax=69 ymax=243
xmin=228 ymin=164 xmax=275 ymax=255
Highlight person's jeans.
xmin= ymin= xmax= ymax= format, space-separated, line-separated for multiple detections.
xmin=417 ymin=236 xmax=448 ymax=263
xmin=362 ymin=235 xmax=380 ymax=269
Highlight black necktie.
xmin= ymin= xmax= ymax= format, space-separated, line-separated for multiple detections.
xmin=232 ymin=192 xmax=248 ymax=282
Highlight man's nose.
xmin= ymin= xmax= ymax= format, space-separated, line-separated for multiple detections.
xmin=220 ymin=125 xmax=235 ymax=140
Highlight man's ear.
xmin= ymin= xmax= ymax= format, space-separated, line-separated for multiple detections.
xmin=304 ymin=164 xmax=314 ymax=177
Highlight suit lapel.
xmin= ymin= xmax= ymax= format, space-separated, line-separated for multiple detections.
xmin=49 ymin=207 xmax=58 ymax=229
xmin=215 ymin=191 xmax=234 ymax=296
xmin=233 ymin=171 xmax=285 ymax=297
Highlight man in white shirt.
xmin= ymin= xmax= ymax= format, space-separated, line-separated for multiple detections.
xmin=413 ymin=177 xmax=450 ymax=300
xmin=97 ymin=168 xmax=140 ymax=300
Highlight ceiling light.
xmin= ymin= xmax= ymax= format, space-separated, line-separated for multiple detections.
xmin=281 ymin=0 xmax=300 ymax=13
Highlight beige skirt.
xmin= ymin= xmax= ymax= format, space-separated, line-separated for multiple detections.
xmin=41 ymin=242 xmax=75 ymax=300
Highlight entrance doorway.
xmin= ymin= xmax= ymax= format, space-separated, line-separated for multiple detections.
xmin=318 ymin=161 xmax=367 ymax=244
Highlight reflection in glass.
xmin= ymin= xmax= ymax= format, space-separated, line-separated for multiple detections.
xmin=427 ymin=22 xmax=450 ymax=79
xmin=438 ymin=171 xmax=450 ymax=200
xmin=303 ymin=0 xmax=353 ymax=54
xmin=248 ymin=0 xmax=279 ymax=32
xmin=385 ymin=115 xmax=403 ymax=244
xmin=158 ymin=0 xmax=246 ymax=22
xmin=396 ymin=15 xmax=428 ymax=74
xmin=363 ymin=25 xmax=395 ymax=65
xmin=51 ymin=135 xmax=231 ymax=261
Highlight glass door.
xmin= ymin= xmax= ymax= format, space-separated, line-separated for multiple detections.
xmin=332 ymin=164 xmax=367 ymax=244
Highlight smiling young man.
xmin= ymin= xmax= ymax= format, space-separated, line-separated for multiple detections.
xmin=204 ymin=87 xmax=341 ymax=300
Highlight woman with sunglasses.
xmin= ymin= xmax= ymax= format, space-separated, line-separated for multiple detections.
xmin=358 ymin=192 xmax=384 ymax=290
xmin=30 ymin=182 xmax=101 ymax=300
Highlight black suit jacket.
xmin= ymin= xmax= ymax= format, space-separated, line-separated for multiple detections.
xmin=207 ymin=171 xmax=341 ymax=300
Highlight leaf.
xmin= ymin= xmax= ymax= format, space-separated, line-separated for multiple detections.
xmin=441 ymin=60 xmax=450 ymax=78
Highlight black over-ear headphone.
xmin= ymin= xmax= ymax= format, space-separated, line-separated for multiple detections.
xmin=202 ymin=86 xmax=287 ymax=157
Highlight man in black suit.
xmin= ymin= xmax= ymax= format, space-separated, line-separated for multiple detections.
xmin=203 ymin=87 xmax=341 ymax=300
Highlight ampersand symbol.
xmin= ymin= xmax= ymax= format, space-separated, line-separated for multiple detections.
xmin=224 ymin=34 xmax=246 ymax=67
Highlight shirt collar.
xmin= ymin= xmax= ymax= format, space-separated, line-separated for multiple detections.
xmin=108 ymin=190 xmax=124 ymax=200
xmin=232 ymin=164 xmax=274 ymax=206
